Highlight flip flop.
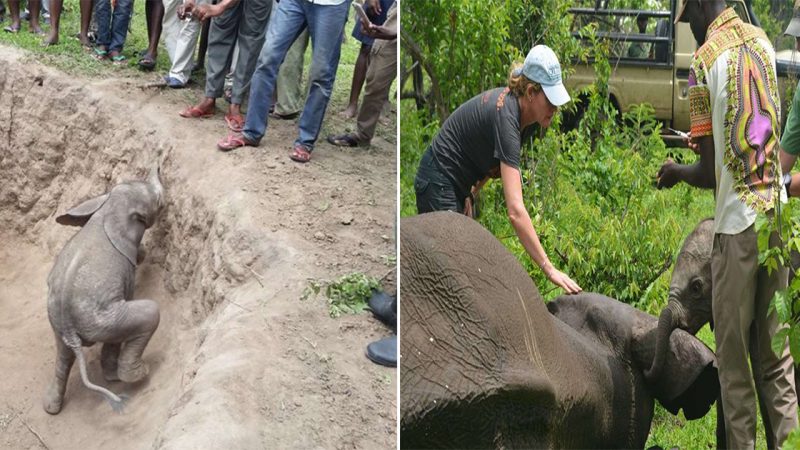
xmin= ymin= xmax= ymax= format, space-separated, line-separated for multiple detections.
xmin=137 ymin=53 xmax=156 ymax=71
xmin=326 ymin=133 xmax=360 ymax=148
xmin=224 ymin=113 xmax=245 ymax=132
xmin=3 ymin=25 xmax=19 ymax=33
xmin=217 ymin=134 xmax=256 ymax=152
xmin=92 ymin=47 xmax=108 ymax=61
xmin=289 ymin=145 xmax=312 ymax=163
xmin=179 ymin=105 xmax=215 ymax=118
xmin=110 ymin=53 xmax=127 ymax=66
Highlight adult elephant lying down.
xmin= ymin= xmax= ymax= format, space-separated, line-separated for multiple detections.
xmin=400 ymin=212 xmax=719 ymax=449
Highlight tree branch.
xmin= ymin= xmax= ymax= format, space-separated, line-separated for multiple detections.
xmin=401 ymin=33 xmax=449 ymax=122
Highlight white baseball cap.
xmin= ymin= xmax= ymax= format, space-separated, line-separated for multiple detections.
xmin=513 ymin=45 xmax=571 ymax=107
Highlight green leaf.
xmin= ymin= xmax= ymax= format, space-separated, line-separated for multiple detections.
xmin=773 ymin=290 xmax=791 ymax=323
xmin=790 ymin=327 xmax=800 ymax=362
xmin=772 ymin=327 xmax=790 ymax=360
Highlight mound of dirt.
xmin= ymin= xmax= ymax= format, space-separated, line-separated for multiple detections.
xmin=0 ymin=46 xmax=396 ymax=449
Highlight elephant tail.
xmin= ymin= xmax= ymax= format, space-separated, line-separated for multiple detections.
xmin=63 ymin=335 xmax=128 ymax=413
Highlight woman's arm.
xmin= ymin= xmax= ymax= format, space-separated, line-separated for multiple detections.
xmin=500 ymin=162 xmax=582 ymax=294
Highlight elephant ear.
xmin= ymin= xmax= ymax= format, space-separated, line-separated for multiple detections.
xmin=56 ymin=194 xmax=110 ymax=227
xmin=102 ymin=193 xmax=144 ymax=267
xmin=638 ymin=327 xmax=719 ymax=419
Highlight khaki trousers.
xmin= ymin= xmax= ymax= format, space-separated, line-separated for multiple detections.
xmin=355 ymin=37 xmax=397 ymax=143
xmin=274 ymin=29 xmax=309 ymax=116
xmin=712 ymin=225 xmax=797 ymax=449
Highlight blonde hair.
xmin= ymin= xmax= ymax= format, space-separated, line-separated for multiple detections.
xmin=508 ymin=62 xmax=541 ymax=98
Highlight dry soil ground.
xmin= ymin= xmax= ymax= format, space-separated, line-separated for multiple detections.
xmin=0 ymin=46 xmax=397 ymax=449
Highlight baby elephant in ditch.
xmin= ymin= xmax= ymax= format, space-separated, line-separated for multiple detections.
xmin=43 ymin=166 xmax=164 ymax=414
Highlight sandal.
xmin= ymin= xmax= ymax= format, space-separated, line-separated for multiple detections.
xmin=92 ymin=47 xmax=108 ymax=61
xmin=224 ymin=113 xmax=245 ymax=132
xmin=179 ymin=105 xmax=215 ymax=118
xmin=269 ymin=110 xmax=299 ymax=120
xmin=217 ymin=134 xmax=256 ymax=152
xmin=138 ymin=53 xmax=156 ymax=71
xmin=326 ymin=133 xmax=360 ymax=148
xmin=289 ymin=145 xmax=312 ymax=163
xmin=110 ymin=53 xmax=127 ymax=66
xmin=4 ymin=25 xmax=19 ymax=33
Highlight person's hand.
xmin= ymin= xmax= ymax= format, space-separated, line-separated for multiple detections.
xmin=177 ymin=0 xmax=196 ymax=20
xmin=363 ymin=23 xmax=395 ymax=40
xmin=195 ymin=3 xmax=225 ymax=21
xmin=656 ymin=158 xmax=680 ymax=189
xmin=685 ymin=133 xmax=699 ymax=155
xmin=365 ymin=0 xmax=381 ymax=17
xmin=544 ymin=265 xmax=582 ymax=294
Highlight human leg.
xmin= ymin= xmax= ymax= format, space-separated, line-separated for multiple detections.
xmin=139 ymin=0 xmax=163 ymax=70
xmin=712 ymin=228 xmax=760 ymax=449
xmin=229 ymin=0 xmax=271 ymax=106
xmin=240 ymin=0 xmax=306 ymax=144
xmin=187 ymin=3 xmax=239 ymax=114
xmin=354 ymin=39 xmax=396 ymax=143
xmin=274 ymin=29 xmax=309 ymax=117
xmin=42 ymin=0 xmax=61 ymax=45
xmin=93 ymin=0 xmax=111 ymax=53
xmin=294 ymin=0 xmax=350 ymax=150
xmin=77 ymin=0 xmax=93 ymax=46
xmin=107 ymin=0 xmax=133 ymax=55
xmin=752 ymin=230 xmax=797 ymax=447
xmin=203 ymin=3 xmax=240 ymax=100
xmin=161 ymin=0 xmax=181 ymax=59
xmin=167 ymin=0 xmax=205 ymax=83
xmin=342 ymin=41 xmax=372 ymax=118
xmin=28 ymin=0 xmax=41 ymax=33
xmin=4 ymin=0 xmax=19 ymax=31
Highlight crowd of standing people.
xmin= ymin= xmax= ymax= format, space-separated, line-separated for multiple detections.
xmin=0 ymin=0 xmax=397 ymax=164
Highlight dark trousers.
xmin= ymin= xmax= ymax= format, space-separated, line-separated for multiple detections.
xmin=415 ymin=148 xmax=464 ymax=214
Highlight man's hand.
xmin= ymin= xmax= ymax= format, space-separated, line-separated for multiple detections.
xmin=177 ymin=0 xmax=196 ymax=20
xmin=543 ymin=265 xmax=582 ymax=295
xmin=685 ymin=134 xmax=700 ymax=154
xmin=656 ymin=158 xmax=681 ymax=189
xmin=365 ymin=0 xmax=381 ymax=16
xmin=195 ymin=3 xmax=225 ymax=21
xmin=362 ymin=22 xmax=396 ymax=40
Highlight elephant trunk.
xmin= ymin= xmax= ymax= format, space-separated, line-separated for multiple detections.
xmin=645 ymin=303 xmax=677 ymax=383
xmin=147 ymin=163 xmax=164 ymax=205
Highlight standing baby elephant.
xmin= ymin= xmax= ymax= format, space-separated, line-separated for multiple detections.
xmin=43 ymin=165 xmax=165 ymax=415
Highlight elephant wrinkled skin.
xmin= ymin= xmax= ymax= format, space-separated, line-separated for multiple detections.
xmin=43 ymin=166 xmax=164 ymax=414
xmin=400 ymin=212 xmax=719 ymax=449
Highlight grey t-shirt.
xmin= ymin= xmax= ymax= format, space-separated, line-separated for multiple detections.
xmin=431 ymin=87 xmax=535 ymax=198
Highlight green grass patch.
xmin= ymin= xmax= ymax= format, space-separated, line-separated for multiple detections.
xmin=302 ymin=272 xmax=381 ymax=318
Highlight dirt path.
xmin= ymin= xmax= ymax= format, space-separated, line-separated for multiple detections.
xmin=0 ymin=46 xmax=397 ymax=449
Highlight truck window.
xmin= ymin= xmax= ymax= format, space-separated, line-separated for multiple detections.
xmin=569 ymin=0 xmax=672 ymax=67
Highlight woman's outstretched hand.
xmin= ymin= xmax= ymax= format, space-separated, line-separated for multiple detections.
xmin=544 ymin=265 xmax=582 ymax=294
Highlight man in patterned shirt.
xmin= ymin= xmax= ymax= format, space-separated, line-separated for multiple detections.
xmin=656 ymin=1 xmax=798 ymax=447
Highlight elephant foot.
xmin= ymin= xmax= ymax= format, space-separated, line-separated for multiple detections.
xmin=117 ymin=360 xmax=149 ymax=383
xmin=42 ymin=382 xmax=64 ymax=415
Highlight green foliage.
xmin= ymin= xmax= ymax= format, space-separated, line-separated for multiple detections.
xmin=301 ymin=273 xmax=381 ymax=318
xmin=762 ymin=200 xmax=800 ymax=364
xmin=785 ymin=426 xmax=800 ymax=450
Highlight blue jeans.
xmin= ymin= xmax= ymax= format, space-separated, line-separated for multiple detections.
xmin=242 ymin=0 xmax=351 ymax=151
xmin=95 ymin=0 xmax=133 ymax=53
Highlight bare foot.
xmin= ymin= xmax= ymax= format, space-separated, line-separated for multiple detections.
xmin=42 ymin=31 xmax=58 ymax=46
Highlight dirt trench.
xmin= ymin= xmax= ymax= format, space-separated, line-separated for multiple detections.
xmin=0 ymin=47 xmax=397 ymax=449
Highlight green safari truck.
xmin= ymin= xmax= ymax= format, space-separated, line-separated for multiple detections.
xmin=564 ymin=0 xmax=800 ymax=143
